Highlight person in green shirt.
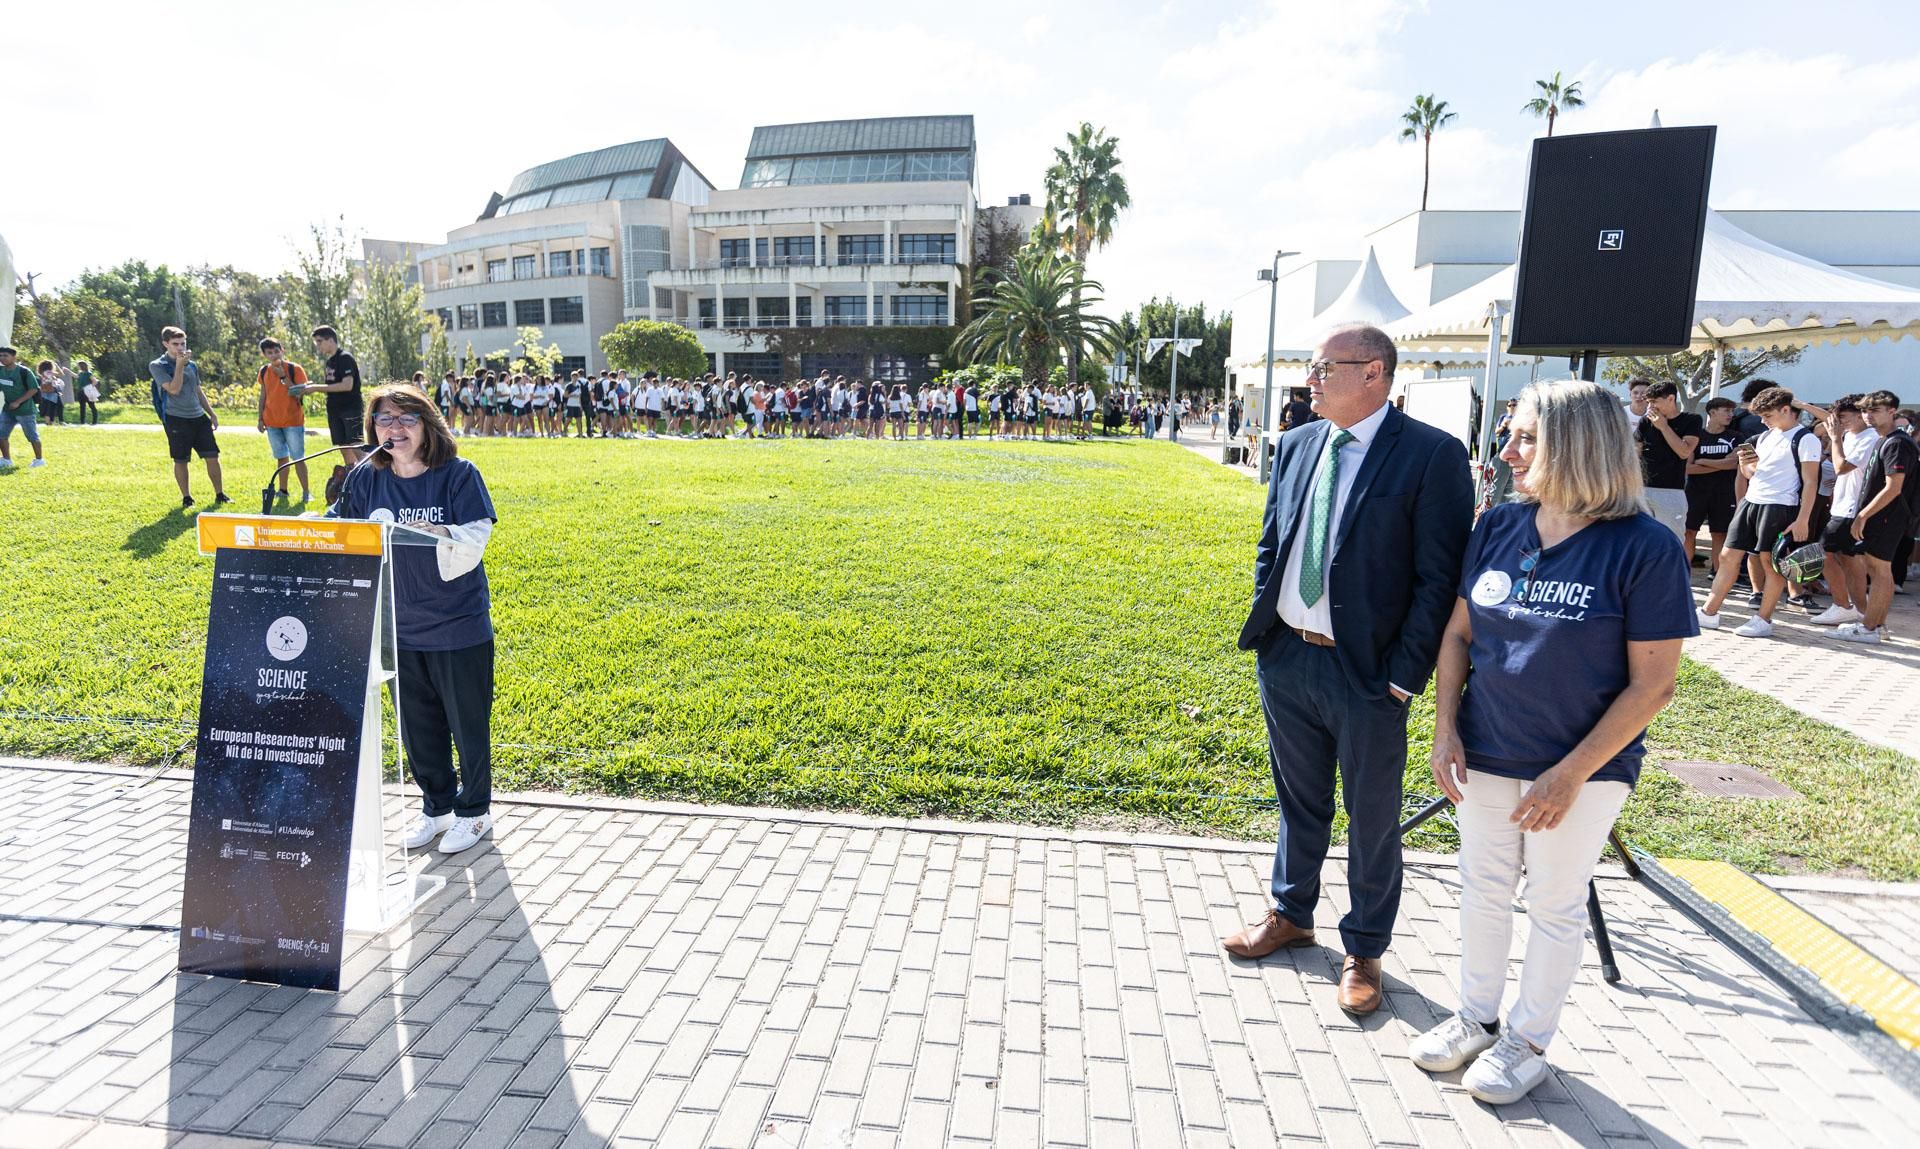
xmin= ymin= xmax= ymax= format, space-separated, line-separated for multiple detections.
xmin=73 ymin=360 xmax=100 ymax=424
xmin=0 ymin=345 xmax=45 ymax=469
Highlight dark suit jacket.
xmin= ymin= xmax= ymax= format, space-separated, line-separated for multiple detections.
xmin=1238 ymin=405 xmax=1473 ymax=700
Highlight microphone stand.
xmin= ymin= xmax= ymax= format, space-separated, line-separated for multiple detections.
xmin=261 ymin=441 xmax=387 ymax=514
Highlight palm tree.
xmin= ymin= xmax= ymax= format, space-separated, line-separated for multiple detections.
xmin=1523 ymin=71 xmax=1585 ymax=137
xmin=1042 ymin=122 xmax=1130 ymax=386
xmin=952 ymin=247 xmax=1121 ymax=385
xmin=1399 ymin=94 xmax=1457 ymax=213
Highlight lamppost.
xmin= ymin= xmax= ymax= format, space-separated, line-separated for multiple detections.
xmin=1255 ymin=249 xmax=1299 ymax=484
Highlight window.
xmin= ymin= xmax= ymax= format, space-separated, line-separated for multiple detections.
xmin=589 ymin=246 xmax=612 ymax=277
xmin=486 ymin=259 xmax=507 ymax=283
xmin=755 ymin=298 xmax=789 ymax=326
xmin=457 ymin=304 xmax=479 ymax=330
xmin=742 ymin=159 xmax=793 ymax=188
xmin=897 ymin=233 xmax=956 ymax=263
xmin=771 ymin=236 xmax=814 ymax=266
xmin=722 ymin=298 xmax=750 ymax=328
xmin=795 ymin=297 xmax=813 ymax=327
xmin=904 ymin=151 xmax=971 ymax=181
xmin=549 ymin=297 xmax=585 ymax=325
xmin=433 ymin=308 xmax=453 ymax=330
xmin=728 ymin=353 xmax=784 ymax=381
xmin=720 ymin=238 xmax=767 ymax=268
xmin=482 ymin=301 xmax=508 ymax=328
xmin=549 ymin=250 xmax=574 ymax=277
xmin=890 ymin=296 xmax=949 ymax=325
xmin=515 ymin=298 xmax=545 ymax=325
xmin=837 ymin=235 xmax=885 ymax=265
xmin=874 ymin=354 xmax=931 ymax=382
xmin=558 ymin=356 xmax=588 ymax=376
xmin=512 ymin=255 xmax=537 ymax=280
xmin=747 ymin=151 xmax=970 ymax=188
xmin=697 ymin=299 xmax=716 ymax=327
xmin=802 ymin=353 xmax=868 ymax=379
xmin=824 ymin=296 xmax=868 ymax=325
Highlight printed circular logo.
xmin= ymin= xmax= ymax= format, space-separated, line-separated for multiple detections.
xmin=367 ymin=508 xmax=396 ymax=524
xmin=266 ymin=616 xmax=308 ymax=662
xmin=1470 ymin=570 xmax=1514 ymax=607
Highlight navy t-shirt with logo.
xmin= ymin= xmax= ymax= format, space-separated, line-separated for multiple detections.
xmin=1456 ymin=502 xmax=1699 ymax=787
xmin=333 ymin=458 xmax=497 ymax=651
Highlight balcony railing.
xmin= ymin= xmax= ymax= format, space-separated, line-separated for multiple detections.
xmin=427 ymin=268 xmax=615 ymax=292
xmin=674 ymin=315 xmax=951 ymax=330
xmin=688 ymin=252 xmax=958 ymax=271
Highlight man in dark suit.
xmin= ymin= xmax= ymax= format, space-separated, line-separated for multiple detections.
xmin=1222 ymin=324 xmax=1473 ymax=1015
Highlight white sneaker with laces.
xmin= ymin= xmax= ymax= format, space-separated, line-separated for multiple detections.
xmin=1461 ymin=1031 xmax=1551 ymax=1105
xmin=1833 ymin=624 xmax=1887 ymax=644
xmin=1732 ymin=616 xmax=1774 ymax=638
xmin=1409 ymin=1012 xmax=1499 ymax=1073
xmin=401 ymin=812 xmax=452 ymax=849
xmin=1809 ymin=605 xmax=1863 ymax=626
xmin=437 ymin=814 xmax=493 ymax=854
xmin=28 ymin=459 xmax=45 ymax=468
xmin=1695 ymin=609 xmax=1721 ymax=630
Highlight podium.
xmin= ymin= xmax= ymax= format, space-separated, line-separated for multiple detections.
xmin=177 ymin=514 xmax=448 ymax=990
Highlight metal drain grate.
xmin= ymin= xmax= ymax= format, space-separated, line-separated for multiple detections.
xmin=1660 ymin=760 xmax=1802 ymax=799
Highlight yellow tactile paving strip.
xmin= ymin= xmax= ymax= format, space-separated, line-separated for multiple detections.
xmin=1662 ymin=858 xmax=1920 ymax=1050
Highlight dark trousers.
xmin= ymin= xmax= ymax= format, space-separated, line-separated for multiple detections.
xmin=395 ymin=640 xmax=494 ymax=817
xmin=1255 ymin=629 xmax=1408 ymax=958
xmin=76 ymin=396 xmax=99 ymax=423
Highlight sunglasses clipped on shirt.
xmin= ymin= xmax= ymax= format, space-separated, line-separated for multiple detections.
xmin=372 ymin=413 xmax=422 ymax=429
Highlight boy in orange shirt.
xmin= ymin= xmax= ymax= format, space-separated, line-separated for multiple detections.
xmin=256 ymin=337 xmax=311 ymax=504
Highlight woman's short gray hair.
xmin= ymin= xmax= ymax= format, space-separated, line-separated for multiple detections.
xmin=1513 ymin=378 xmax=1646 ymax=520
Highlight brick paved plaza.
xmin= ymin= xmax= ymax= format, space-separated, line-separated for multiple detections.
xmin=4 ymin=760 xmax=1919 ymax=1148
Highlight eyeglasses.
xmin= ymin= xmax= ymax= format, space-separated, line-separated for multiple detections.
xmin=372 ymin=413 xmax=422 ymax=429
xmin=1304 ymin=359 xmax=1374 ymax=381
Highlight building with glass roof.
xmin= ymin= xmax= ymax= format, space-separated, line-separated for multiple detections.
xmin=406 ymin=116 xmax=1032 ymax=380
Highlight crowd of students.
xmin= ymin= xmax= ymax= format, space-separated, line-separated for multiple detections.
xmin=415 ymin=368 xmax=1217 ymax=443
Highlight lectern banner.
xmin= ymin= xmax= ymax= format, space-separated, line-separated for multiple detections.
xmin=177 ymin=546 xmax=382 ymax=990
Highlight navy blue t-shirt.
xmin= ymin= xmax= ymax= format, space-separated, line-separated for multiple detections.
xmin=333 ymin=458 xmax=497 ymax=652
xmin=1455 ymin=502 xmax=1698 ymax=786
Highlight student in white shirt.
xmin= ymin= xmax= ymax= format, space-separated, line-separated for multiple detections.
xmin=1697 ymin=387 xmax=1825 ymax=638
xmin=1812 ymin=395 xmax=1880 ymax=627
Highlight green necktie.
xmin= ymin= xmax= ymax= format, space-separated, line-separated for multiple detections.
xmin=1299 ymin=428 xmax=1355 ymax=607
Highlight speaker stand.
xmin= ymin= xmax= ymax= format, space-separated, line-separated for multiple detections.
xmin=1401 ymin=793 xmax=1637 ymax=984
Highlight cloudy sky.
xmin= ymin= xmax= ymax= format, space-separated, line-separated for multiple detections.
xmin=10 ymin=0 xmax=1920 ymax=322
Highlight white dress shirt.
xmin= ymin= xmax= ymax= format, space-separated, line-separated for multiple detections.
xmin=1277 ymin=401 xmax=1392 ymax=640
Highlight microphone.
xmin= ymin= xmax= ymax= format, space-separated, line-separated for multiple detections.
xmin=261 ymin=442 xmax=378 ymax=515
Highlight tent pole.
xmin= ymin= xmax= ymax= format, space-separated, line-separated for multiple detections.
xmin=1475 ymin=303 xmax=1507 ymax=504
xmin=1708 ymin=341 xmax=1724 ymax=400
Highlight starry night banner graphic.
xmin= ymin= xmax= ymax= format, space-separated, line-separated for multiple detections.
xmin=177 ymin=546 xmax=383 ymax=990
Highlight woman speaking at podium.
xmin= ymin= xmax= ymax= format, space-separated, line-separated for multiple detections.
xmin=328 ymin=383 xmax=499 ymax=856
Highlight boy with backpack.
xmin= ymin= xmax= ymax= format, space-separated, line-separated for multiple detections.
xmin=1696 ymin=387 xmax=1823 ymax=638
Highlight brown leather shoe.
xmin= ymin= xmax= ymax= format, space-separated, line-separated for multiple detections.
xmin=1338 ymin=955 xmax=1383 ymax=1015
xmin=1221 ymin=909 xmax=1316 ymax=958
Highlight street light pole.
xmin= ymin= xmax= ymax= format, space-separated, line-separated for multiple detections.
xmin=1255 ymin=249 xmax=1297 ymax=484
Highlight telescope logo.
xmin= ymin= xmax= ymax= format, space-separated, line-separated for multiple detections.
xmin=266 ymin=616 xmax=309 ymax=662
xmin=1597 ymin=230 xmax=1624 ymax=252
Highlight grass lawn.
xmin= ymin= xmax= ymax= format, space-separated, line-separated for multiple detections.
xmin=5 ymin=422 xmax=1917 ymax=878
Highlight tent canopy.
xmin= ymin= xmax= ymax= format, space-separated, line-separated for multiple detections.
xmin=1259 ymin=247 xmax=1410 ymax=365
xmin=1385 ymin=211 xmax=1920 ymax=357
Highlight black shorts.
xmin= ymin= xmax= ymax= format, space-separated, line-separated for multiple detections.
xmin=1821 ymin=516 xmax=1858 ymax=555
xmin=162 ymin=414 xmax=219 ymax=462
xmin=1725 ymin=500 xmax=1802 ymax=555
xmin=1686 ymin=489 xmax=1735 ymax=533
xmin=328 ymin=404 xmax=364 ymax=447
xmin=1860 ymin=509 xmax=1913 ymax=562
xmin=1809 ymin=493 xmax=1833 ymax=544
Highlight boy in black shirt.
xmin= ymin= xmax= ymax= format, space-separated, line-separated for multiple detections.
xmin=1834 ymin=390 xmax=1916 ymax=643
xmin=308 ymin=325 xmax=364 ymax=466
xmin=1636 ymin=381 xmax=1702 ymax=544
xmin=1686 ymin=397 xmax=1740 ymax=569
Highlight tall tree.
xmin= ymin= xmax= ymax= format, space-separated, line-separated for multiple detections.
xmin=1602 ymin=346 xmax=1802 ymax=409
xmin=1117 ymin=298 xmax=1233 ymax=397
xmin=349 ymin=255 xmax=430 ymax=382
xmin=422 ymin=314 xmax=454 ymax=382
xmin=287 ymin=218 xmax=357 ymax=346
xmin=1041 ymin=123 xmax=1130 ymax=386
xmin=952 ymin=248 xmax=1121 ymax=385
xmin=1523 ymin=71 xmax=1585 ymax=137
xmin=1399 ymin=94 xmax=1457 ymax=212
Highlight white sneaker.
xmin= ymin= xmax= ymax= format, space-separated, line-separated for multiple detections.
xmin=28 ymin=459 xmax=45 ymax=468
xmin=1809 ymin=605 xmax=1863 ymax=626
xmin=0 ymin=459 xmax=13 ymax=470
xmin=1409 ymin=1012 xmax=1499 ymax=1073
xmin=1695 ymin=609 xmax=1721 ymax=630
xmin=1832 ymin=624 xmax=1887 ymax=644
xmin=437 ymin=814 xmax=492 ymax=854
xmin=1461 ymin=1031 xmax=1551 ymax=1106
xmin=401 ymin=812 xmax=452 ymax=849
xmin=1732 ymin=617 xmax=1774 ymax=638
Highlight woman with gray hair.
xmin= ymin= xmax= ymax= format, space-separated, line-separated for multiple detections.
xmin=1410 ymin=378 xmax=1695 ymax=1104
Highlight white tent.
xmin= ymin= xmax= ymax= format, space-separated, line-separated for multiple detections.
xmin=1386 ymin=210 xmax=1920 ymax=360
xmin=1262 ymin=246 xmax=1411 ymax=363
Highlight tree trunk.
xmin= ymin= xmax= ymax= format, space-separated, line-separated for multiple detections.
xmin=21 ymin=273 xmax=72 ymax=367
xmin=1068 ymin=231 xmax=1090 ymax=389
xmin=1421 ymin=134 xmax=1432 ymax=212
xmin=1547 ymin=106 xmax=1556 ymax=137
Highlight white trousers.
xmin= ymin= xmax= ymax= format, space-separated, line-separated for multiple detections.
xmin=1456 ymin=770 xmax=1630 ymax=1050
xmin=1643 ymin=486 xmax=1689 ymax=546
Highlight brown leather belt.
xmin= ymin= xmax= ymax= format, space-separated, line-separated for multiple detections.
xmin=1290 ymin=625 xmax=1336 ymax=648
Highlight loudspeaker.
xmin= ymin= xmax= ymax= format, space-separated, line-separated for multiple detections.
xmin=1507 ymin=126 xmax=1716 ymax=357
